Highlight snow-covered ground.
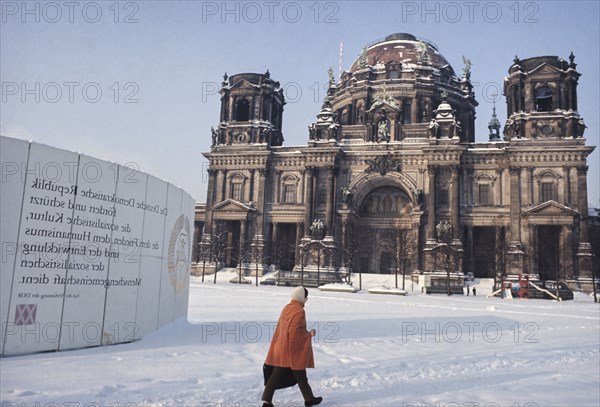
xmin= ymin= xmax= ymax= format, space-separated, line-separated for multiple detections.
xmin=1 ymin=272 xmax=599 ymax=407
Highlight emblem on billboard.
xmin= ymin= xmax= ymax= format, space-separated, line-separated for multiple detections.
xmin=15 ymin=304 xmax=37 ymax=325
xmin=167 ymin=214 xmax=191 ymax=293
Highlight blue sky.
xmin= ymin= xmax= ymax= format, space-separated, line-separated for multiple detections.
xmin=2 ymin=0 xmax=599 ymax=206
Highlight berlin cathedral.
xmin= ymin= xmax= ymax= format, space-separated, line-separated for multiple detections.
xmin=194 ymin=33 xmax=597 ymax=289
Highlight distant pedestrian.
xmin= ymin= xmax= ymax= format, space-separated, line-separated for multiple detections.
xmin=262 ymin=286 xmax=323 ymax=407
xmin=472 ymin=287 xmax=477 ymax=296
xmin=466 ymin=285 xmax=470 ymax=296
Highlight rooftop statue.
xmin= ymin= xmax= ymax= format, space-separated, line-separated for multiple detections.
xmin=462 ymin=56 xmax=472 ymax=79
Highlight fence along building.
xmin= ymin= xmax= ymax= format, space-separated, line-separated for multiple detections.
xmin=195 ymin=33 xmax=596 ymax=286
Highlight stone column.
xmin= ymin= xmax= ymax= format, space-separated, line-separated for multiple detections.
xmin=563 ymin=166 xmax=571 ymax=206
xmin=495 ymin=227 xmax=503 ymax=281
xmin=517 ymin=81 xmax=525 ymax=113
xmin=411 ymin=97 xmax=419 ymax=124
xmin=340 ymin=218 xmax=347 ymax=269
xmin=525 ymin=83 xmax=534 ymax=112
xmin=509 ymin=167 xmax=521 ymax=242
xmin=325 ymin=167 xmax=335 ymax=236
xmin=566 ymin=80 xmax=573 ymax=110
xmin=466 ymin=168 xmax=474 ymax=206
xmin=497 ymin=167 xmax=504 ymax=206
xmin=248 ymin=169 xmax=255 ymax=201
xmin=466 ymin=226 xmax=474 ymax=275
xmin=507 ymin=167 xmax=525 ymax=275
xmin=240 ymin=220 xmax=247 ymax=265
xmin=274 ymin=170 xmax=281 ymax=204
xmin=424 ymin=164 xmax=438 ymax=271
xmin=449 ymin=165 xmax=460 ymax=240
xmin=304 ymin=167 xmax=315 ymax=237
xmin=576 ymin=166 xmax=592 ymax=278
xmin=561 ymin=225 xmax=574 ymax=280
xmin=572 ymin=79 xmax=578 ymax=112
xmin=215 ymin=169 xmax=225 ymax=203
xmin=398 ymin=99 xmax=405 ymax=126
xmin=520 ymin=167 xmax=530 ymax=207
xmin=255 ymin=169 xmax=267 ymax=237
xmin=577 ymin=166 xmax=589 ymax=242
xmin=272 ymin=222 xmax=279 ymax=267
xmin=427 ymin=164 xmax=437 ymax=241
xmin=205 ymin=169 xmax=217 ymax=234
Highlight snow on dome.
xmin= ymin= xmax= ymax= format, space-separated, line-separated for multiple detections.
xmin=348 ymin=33 xmax=456 ymax=75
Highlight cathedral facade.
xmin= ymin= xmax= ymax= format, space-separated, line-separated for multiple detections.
xmin=195 ymin=33 xmax=596 ymax=286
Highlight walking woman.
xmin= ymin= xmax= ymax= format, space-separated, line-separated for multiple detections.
xmin=262 ymin=286 xmax=322 ymax=407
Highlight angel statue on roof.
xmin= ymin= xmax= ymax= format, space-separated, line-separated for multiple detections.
xmin=462 ymin=56 xmax=472 ymax=79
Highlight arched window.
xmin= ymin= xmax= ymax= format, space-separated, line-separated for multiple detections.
xmin=535 ymin=86 xmax=553 ymax=112
xmin=235 ymin=99 xmax=250 ymax=121
xmin=478 ymin=184 xmax=492 ymax=205
xmin=281 ymin=175 xmax=298 ymax=204
xmin=536 ymin=171 xmax=560 ymax=203
xmin=475 ymin=174 xmax=496 ymax=206
xmin=230 ymin=174 xmax=245 ymax=201
xmin=541 ymin=182 xmax=556 ymax=202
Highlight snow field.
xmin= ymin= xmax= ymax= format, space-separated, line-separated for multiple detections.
xmin=1 ymin=271 xmax=598 ymax=406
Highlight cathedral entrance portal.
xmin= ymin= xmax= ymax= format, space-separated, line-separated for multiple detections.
xmin=224 ymin=220 xmax=241 ymax=268
xmin=273 ymin=223 xmax=297 ymax=271
xmin=537 ymin=225 xmax=560 ymax=281
xmin=352 ymin=185 xmax=417 ymax=274
xmin=472 ymin=227 xmax=496 ymax=278
xmin=380 ymin=252 xmax=393 ymax=274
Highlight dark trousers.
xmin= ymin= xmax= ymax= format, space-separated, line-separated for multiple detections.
xmin=262 ymin=367 xmax=315 ymax=403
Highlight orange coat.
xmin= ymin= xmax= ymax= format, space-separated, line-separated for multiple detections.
xmin=265 ymin=300 xmax=315 ymax=370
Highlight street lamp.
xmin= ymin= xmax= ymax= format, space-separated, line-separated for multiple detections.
xmin=199 ymin=235 xmax=211 ymax=283
xmin=251 ymin=237 xmax=264 ymax=287
xmin=299 ymin=242 xmax=307 ymax=287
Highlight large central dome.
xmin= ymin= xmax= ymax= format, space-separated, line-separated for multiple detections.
xmin=321 ymin=32 xmax=477 ymax=143
xmin=349 ymin=33 xmax=456 ymax=75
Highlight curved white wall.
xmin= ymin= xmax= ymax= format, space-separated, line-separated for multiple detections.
xmin=0 ymin=136 xmax=194 ymax=356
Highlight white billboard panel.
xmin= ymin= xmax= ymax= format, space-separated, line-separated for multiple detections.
xmin=59 ymin=155 xmax=118 ymax=350
xmin=4 ymin=142 xmax=79 ymax=355
xmin=0 ymin=137 xmax=30 ymax=356
xmin=101 ymin=165 xmax=148 ymax=346
xmin=176 ymin=191 xmax=195 ymax=319
xmin=158 ymin=185 xmax=183 ymax=328
xmin=0 ymin=136 xmax=194 ymax=356
xmin=134 ymin=175 xmax=168 ymax=339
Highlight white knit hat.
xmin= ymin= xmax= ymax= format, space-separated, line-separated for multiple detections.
xmin=291 ymin=286 xmax=308 ymax=303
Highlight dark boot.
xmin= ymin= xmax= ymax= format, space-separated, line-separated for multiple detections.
xmin=305 ymin=397 xmax=322 ymax=406
xmin=262 ymin=403 xmax=274 ymax=407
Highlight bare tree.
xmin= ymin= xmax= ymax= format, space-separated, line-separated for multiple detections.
xmin=250 ymin=237 xmax=266 ymax=286
xmin=352 ymin=224 xmax=376 ymax=290
xmin=229 ymin=236 xmax=252 ymax=284
xmin=210 ymin=228 xmax=228 ymax=284
xmin=341 ymin=220 xmax=361 ymax=286
xmin=197 ymin=235 xmax=211 ymax=282
xmin=493 ymin=227 xmax=509 ymax=294
xmin=393 ymin=227 xmax=415 ymax=290
xmin=433 ymin=222 xmax=462 ymax=296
